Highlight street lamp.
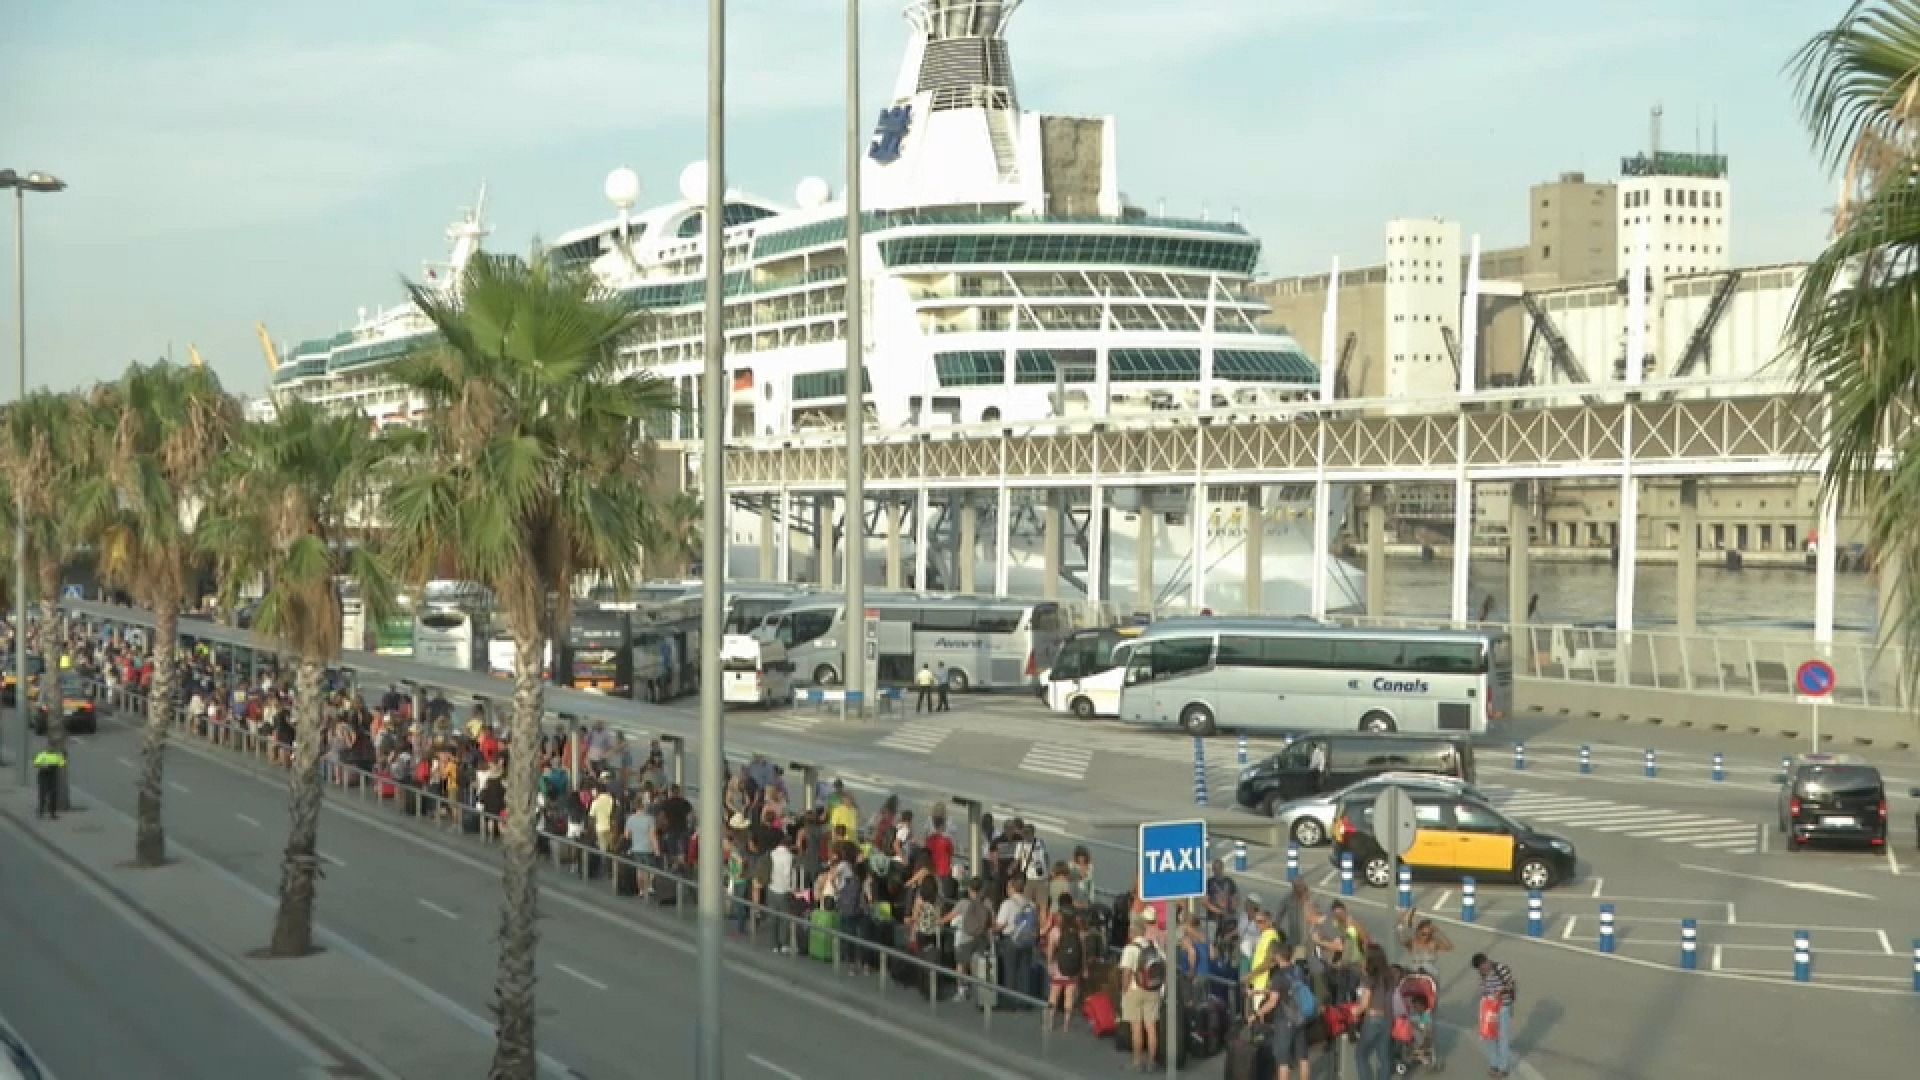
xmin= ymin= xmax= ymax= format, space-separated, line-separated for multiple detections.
xmin=2 ymin=168 xmax=66 ymax=782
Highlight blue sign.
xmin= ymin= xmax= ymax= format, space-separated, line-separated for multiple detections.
xmin=62 ymin=584 xmax=83 ymax=600
xmin=1795 ymin=660 xmax=1836 ymax=697
xmin=1138 ymin=819 xmax=1208 ymax=902
xmin=869 ymin=105 xmax=913 ymax=164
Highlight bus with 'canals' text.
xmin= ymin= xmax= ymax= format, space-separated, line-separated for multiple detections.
xmin=1114 ymin=618 xmax=1511 ymax=737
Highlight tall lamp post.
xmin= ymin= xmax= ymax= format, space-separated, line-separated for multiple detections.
xmin=694 ymin=2 xmax=728 ymax=1077
xmin=1 ymin=168 xmax=66 ymax=783
xmin=842 ymin=0 xmax=866 ymax=713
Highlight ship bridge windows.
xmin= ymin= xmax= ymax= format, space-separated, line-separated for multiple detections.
xmin=677 ymin=203 xmax=779 ymax=238
xmin=1213 ymin=349 xmax=1317 ymax=383
xmin=879 ymin=233 xmax=1259 ymax=276
xmin=1015 ymin=349 xmax=1097 ymax=385
xmin=935 ymin=351 xmax=1006 ymax=387
xmin=1109 ymin=348 xmax=1200 ymax=382
xmin=793 ymin=369 xmax=872 ymax=401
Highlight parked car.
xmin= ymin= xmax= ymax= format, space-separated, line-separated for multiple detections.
xmin=1776 ymin=754 xmax=1887 ymax=851
xmin=1265 ymin=771 xmax=1482 ymax=847
xmin=1234 ymin=732 xmax=1476 ymax=816
xmin=1331 ymin=786 xmax=1576 ymax=891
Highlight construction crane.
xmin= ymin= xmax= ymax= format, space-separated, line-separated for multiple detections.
xmin=255 ymin=322 xmax=282 ymax=377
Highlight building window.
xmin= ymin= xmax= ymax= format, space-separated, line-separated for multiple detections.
xmin=1665 ymin=190 xmax=1673 ymax=206
xmin=1542 ymin=245 xmax=1552 ymax=258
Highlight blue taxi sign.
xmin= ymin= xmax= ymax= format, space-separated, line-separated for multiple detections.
xmin=1795 ymin=660 xmax=1836 ymax=698
xmin=1138 ymin=819 xmax=1208 ymax=902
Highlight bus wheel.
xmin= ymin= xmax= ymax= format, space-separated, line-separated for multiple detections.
xmin=1359 ymin=711 xmax=1396 ymax=733
xmin=1180 ymin=704 xmax=1217 ymax=737
xmin=947 ymin=668 xmax=970 ymax=694
xmin=1070 ymin=696 xmax=1096 ymax=720
xmin=813 ymin=664 xmax=840 ymax=687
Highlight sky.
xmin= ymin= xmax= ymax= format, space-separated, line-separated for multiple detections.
xmin=1 ymin=0 xmax=1844 ymax=399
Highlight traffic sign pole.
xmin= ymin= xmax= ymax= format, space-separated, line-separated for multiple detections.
xmin=1796 ymin=659 xmax=1837 ymax=754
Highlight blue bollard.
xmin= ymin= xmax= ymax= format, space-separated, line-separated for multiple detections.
xmin=1514 ymin=743 xmax=1526 ymax=770
xmin=1461 ymin=877 xmax=1478 ymax=923
xmin=1712 ymin=753 xmax=1725 ymax=783
xmin=1286 ymin=845 xmax=1300 ymax=882
xmin=1644 ymin=748 xmax=1658 ymax=778
xmin=1398 ymin=865 xmax=1413 ymax=910
xmin=1526 ymin=890 xmax=1544 ymax=938
xmin=1681 ymin=918 xmax=1698 ymax=970
xmin=1237 ymin=733 xmax=1248 ymax=768
xmin=1599 ymin=904 xmax=1616 ymax=954
xmin=1911 ymin=939 xmax=1919 ymax=994
xmin=1794 ymin=931 xmax=1811 ymax=982
xmin=1579 ymin=744 xmax=1592 ymax=774
xmin=1340 ymin=852 xmax=1355 ymax=897
xmin=1234 ymin=839 xmax=1248 ymax=873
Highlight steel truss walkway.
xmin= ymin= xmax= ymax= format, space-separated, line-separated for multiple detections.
xmin=703 ymin=380 xmax=1901 ymax=640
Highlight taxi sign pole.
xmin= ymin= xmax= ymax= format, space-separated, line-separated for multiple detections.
xmin=1139 ymin=819 xmax=1207 ymax=1080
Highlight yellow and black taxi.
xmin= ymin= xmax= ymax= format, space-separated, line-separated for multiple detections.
xmin=1330 ymin=786 xmax=1577 ymax=891
xmin=0 ymin=654 xmax=46 ymax=707
xmin=31 ymin=674 xmax=98 ymax=736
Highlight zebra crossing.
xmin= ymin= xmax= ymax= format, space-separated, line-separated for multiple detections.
xmin=1484 ymin=788 xmax=1761 ymax=853
xmin=1021 ymin=742 xmax=1095 ymax=781
xmin=876 ymin=721 xmax=949 ymax=755
xmin=757 ymin=713 xmax=822 ymax=735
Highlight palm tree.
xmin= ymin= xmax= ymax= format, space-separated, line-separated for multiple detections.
xmin=0 ymin=390 xmax=96 ymax=803
xmin=380 ymin=250 xmax=675 ymax=1078
xmin=644 ymin=490 xmax=703 ymax=579
xmin=201 ymin=400 xmax=393 ymax=955
xmin=81 ymin=363 xmax=239 ymax=866
xmin=1788 ymin=2 xmax=1920 ymax=685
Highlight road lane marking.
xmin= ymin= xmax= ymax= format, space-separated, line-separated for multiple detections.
xmin=416 ymin=898 xmax=460 ymax=920
xmin=1877 ymin=929 xmax=1893 ymax=956
xmin=554 ymin=963 xmax=609 ymax=991
xmin=1887 ymin=843 xmax=1902 ymax=877
xmin=1560 ymin=915 xmax=1578 ymax=941
xmin=1430 ymin=888 xmax=1453 ymax=912
xmin=747 ymin=1053 xmax=807 ymax=1080
xmin=1590 ymin=877 xmax=1603 ymax=898
xmin=1712 ymin=944 xmax=1723 ymax=971
xmin=235 ymin=812 xmax=262 ymax=828
xmin=1676 ymin=862 xmax=1878 ymax=901
xmin=318 ymin=851 xmax=346 ymax=868
xmin=117 ymin=757 xmax=134 ymax=769
xmin=168 ymin=781 xmax=192 ymax=794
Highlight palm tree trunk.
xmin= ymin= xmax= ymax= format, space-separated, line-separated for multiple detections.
xmin=269 ymin=658 xmax=328 ymax=956
xmin=488 ymin=631 xmax=546 ymax=1080
xmin=134 ymin=607 xmax=177 ymax=866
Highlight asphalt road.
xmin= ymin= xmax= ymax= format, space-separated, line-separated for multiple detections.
xmin=61 ymin=714 xmax=1109 ymax=1080
xmin=0 ymin=812 xmax=326 ymax=1080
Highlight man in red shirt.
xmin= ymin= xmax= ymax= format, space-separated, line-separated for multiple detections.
xmin=925 ymin=812 xmax=955 ymax=880
xmin=479 ymin=728 xmax=502 ymax=765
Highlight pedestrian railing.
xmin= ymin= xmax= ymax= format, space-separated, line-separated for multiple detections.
xmin=88 ymin=681 xmax=1087 ymax=1059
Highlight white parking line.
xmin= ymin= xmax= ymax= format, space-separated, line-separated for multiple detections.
xmin=1887 ymin=844 xmax=1902 ymax=877
xmin=1590 ymin=877 xmax=1604 ymax=898
xmin=167 ymin=781 xmax=192 ymax=795
xmin=554 ymin=963 xmax=609 ymax=991
xmin=748 ymin=1053 xmax=807 ymax=1080
xmin=318 ymin=851 xmax=346 ymax=868
xmin=1430 ymin=888 xmax=1453 ymax=912
xmin=1621 ymin=821 xmax=1741 ymax=838
xmin=416 ymin=898 xmax=460 ymax=920
xmin=117 ymin=757 xmax=134 ymax=769
xmin=234 ymin=812 xmax=262 ymax=828
xmin=1876 ymin=929 xmax=1893 ymax=956
xmin=1712 ymin=944 xmax=1723 ymax=971
xmin=1561 ymin=915 xmax=1579 ymax=941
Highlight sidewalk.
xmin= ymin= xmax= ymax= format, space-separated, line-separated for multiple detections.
xmin=0 ymin=772 xmax=495 ymax=1080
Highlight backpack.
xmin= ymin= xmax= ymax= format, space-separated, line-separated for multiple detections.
xmin=960 ymin=897 xmax=991 ymax=939
xmin=1011 ymin=900 xmax=1039 ymax=948
xmin=1290 ymin=969 xmax=1319 ymax=1022
xmin=1055 ymin=921 xmax=1086 ymax=978
xmin=1134 ymin=940 xmax=1166 ymax=992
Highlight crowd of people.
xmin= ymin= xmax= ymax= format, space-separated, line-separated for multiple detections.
xmin=20 ymin=617 xmax=1528 ymax=1078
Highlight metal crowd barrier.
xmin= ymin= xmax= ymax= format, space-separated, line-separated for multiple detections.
xmin=85 ymin=679 xmax=1078 ymax=1051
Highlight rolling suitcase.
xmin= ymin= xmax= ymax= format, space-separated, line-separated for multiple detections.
xmin=651 ymin=872 xmax=681 ymax=906
xmin=1224 ymin=1022 xmax=1273 ymax=1080
xmin=615 ymin=860 xmax=640 ymax=897
xmin=1185 ymin=996 xmax=1229 ymax=1060
xmin=809 ymin=909 xmax=838 ymax=963
xmin=1082 ymin=990 xmax=1118 ymax=1037
xmin=971 ymin=949 xmax=998 ymax=1011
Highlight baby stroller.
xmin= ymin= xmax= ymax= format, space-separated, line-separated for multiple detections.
xmin=1391 ymin=972 xmax=1441 ymax=1074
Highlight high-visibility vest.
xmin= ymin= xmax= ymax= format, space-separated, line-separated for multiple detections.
xmin=32 ymin=749 xmax=66 ymax=770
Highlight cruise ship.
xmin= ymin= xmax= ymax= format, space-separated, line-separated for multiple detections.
xmin=270 ymin=0 xmax=1363 ymax=614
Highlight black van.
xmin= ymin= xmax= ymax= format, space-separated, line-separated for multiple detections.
xmin=1235 ymin=732 xmax=1476 ymax=811
xmin=1776 ymin=754 xmax=1887 ymax=851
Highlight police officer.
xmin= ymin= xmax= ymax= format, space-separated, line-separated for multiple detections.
xmin=33 ymin=742 xmax=67 ymax=820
